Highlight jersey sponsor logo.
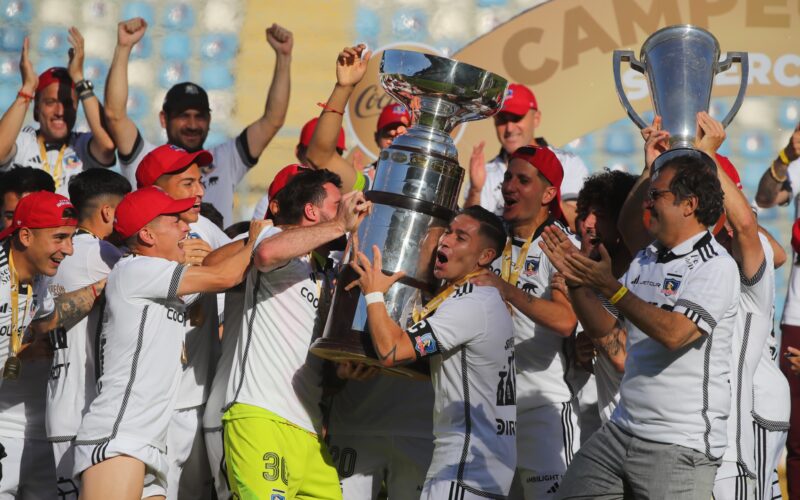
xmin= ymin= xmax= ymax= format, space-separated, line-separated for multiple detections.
xmin=453 ymin=283 xmax=473 ymax=298
xmin=662 ymin=278 xmax=681 ymax=296
xmin=299 ymin=286 xmax=320 ymax=309
xmin=50 ymin=361 xmax=70 ymax=380
xmin=0 ymin=303 xmax=7 ymax=313
xmin=166 ymin=307 xmax=188 ymax=324
xmin=630 ymin=274 xmax=640 ymax=285
xmin=496 ymin=418 xmax=516 ymax=435
xmin=523 ymin=256 xmax=540 ymax=277
xmin=414 ymin=332 xmax=437 ymax=356
xmin=496 ymin=352 xmax=516 ymax=406
xmin=207 ymin=176 xmax=219 ymax=186
xmin=684 ymin=254 xmax=701 ymax=270
xmin=49 ymin=326 xmax=68 ymax=350
xmin=0 ymin=324 xmax=25 ymax=337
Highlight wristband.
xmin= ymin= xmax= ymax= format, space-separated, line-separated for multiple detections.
xmin=770 ymin=163 xmax=788 ymax=183
xmin=317 ymin=102 xmax=344 ymax=115
xmin=609 ymin=285 xmax=628 ymax=305
xmin=17 ymin=90 xmax=33 ymax=103
xmin=90 ymin=284 xmax=98 ymax=300
xmin=78 ymin=90 xmax=95 ymax=101
xmin=779 ymin=148 xmax=791 ymax=166
xmin=364 ymin=292 xmax=385 ymax=305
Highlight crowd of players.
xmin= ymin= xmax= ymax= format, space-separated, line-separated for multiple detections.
xmin=1 ymin=15 xmax=800 ymax=500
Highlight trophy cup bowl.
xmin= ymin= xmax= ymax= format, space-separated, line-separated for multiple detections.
xmin=310 ymin=50 xmax=507 ymax=378
xmin=613 ymin=25 xmax=748 ymax=169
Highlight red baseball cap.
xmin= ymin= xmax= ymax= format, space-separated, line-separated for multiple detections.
xmin=510 ymin=146 xmax=565 ymax=223
xmin=114 ymin=187 xmax=195 ymax=239
xmin=500 ymin=83 xmax=538 ymax=116
xmin=136 ymin=144 xmax=213 ymax=188
xmin=376 ymin=103 xmax=410 ymax=132
xmin=268 ymin=164 xmax=308 ymax=200
xmin=299 ymin=118 xmax=345 ymax=150
xmin=36 ymin=67 xmax=74 ymax=96
xmin=792 ymin=219 xmax=800 ymax=254
xmin=0 ymin=191 xmax=77 ymax=241
xmin=715 ymin=153 xmax=743 ymax=190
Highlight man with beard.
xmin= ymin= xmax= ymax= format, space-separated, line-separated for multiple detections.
xmin=105 ymin=17 xmax=293 ymax=226
xmin=0 ymin=28 xmax=115 ymax=196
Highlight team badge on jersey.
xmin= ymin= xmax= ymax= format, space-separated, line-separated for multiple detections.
xmin=65 ymin=154 xmax=81 ymax=169
xmin=414 ymin=333 xmax=438 ymax=356
xmin=270 ymin=489 xmax=286 ymax=500
xmin=662 ymin=278 xmax=681 ymax=296
xmin=523 ymin=256 xmax=540 ymax=277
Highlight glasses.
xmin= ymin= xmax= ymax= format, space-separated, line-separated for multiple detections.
xmin=647 ymin=188 xmax=673 ymax=201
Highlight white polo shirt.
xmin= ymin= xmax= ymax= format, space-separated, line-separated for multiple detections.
xmin=0 ymin=126 xmax=113 ymax=196
xmin=489 ymin=219 xmax=577 ymax=412
xmin=119 ymin=130 xmax=258 ymax=227
xmin=74 ymin=255 xmax=188 ymax=451
xmin=612 ymin=231 xmax=739 ymax=460
xmin=412 ymin=283 xmax=515 ymax=498
xmin=46 ymin=232 xmax=122 ymax=442
xmin=465 ymin=144 xmax=589 ymax=216
xmin=224 ymin=226 xmax=328 ymax=434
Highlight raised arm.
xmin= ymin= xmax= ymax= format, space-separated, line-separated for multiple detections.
xmin=464 ymin=141 xmax=487 ymax=208
xmin=0 ymin=37 xmax=37 ymax=165
xmin=32 ymin=279 xmax=106 ymax=333
xmin=177 ymin=235 xmax=257 ymax=296
xmin=243 ymin=24 xmax=292 ymax=159
xmin=755 ymin=123 xmax=799 ymax=208
xmin=305 ymin=44 xmax=370 ymax=191
xmin=103 ymin=18 xmax=147 ymax=157
xmin=67 ymin=27 xmax=115 ymax=165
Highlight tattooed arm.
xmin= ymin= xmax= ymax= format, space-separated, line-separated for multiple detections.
xmin=569 ymin=285 xmax=626 ymax=372
xmin=31 ymin=279 xmax=106 ymax=334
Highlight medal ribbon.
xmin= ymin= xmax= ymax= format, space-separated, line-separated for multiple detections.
xmin=8 ymin=250 xmax=32 ymax=364
xmin=37 ymin=136 xmax=67 ymax=190
xmin=500 ymin=230 xmax=537 ymax=288
xmin=412 ymin=271 xmax=482 ymax=324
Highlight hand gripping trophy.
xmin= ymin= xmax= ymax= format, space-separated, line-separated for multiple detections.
xmin=613 ymin=25 xmax=748 ymax=169
xmin=310 ymin=50 xmax=508 ymax=378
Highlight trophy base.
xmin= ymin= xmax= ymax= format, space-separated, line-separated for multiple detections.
xmin=310 ymin=337 xmax=430 ymax=381
xmin=653 ymin=147 xmax=716 ymax=171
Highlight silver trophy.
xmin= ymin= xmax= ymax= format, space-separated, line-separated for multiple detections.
xmin=310 ymin=50 xmax=507 ymax=378
xmin=613 ymin=25 xmax=748 ymax=168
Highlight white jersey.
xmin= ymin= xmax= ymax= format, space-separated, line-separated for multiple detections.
xmin=489 ymin=219 xmax=577 ymax=411
xmin=175 ymin=216 xmax=230 ymax=410
xmin=0 ymin=126 xmax=112 ymax=196
xmin=119 ymin=131 xmax=257 ymax=227
xmin=75 ymin=255 xmax=188 ymax=451
xmin=465 ymin=143 xmax=589 ymax=216
xmin=46 ymin=232 xmax=122 ymax=442
xmin=224 ymin=226 xmax=328 ymax=434
xmin=414 ymin=283 xmax=515 ymax=498
xmin=612 ymin=231 xmax=739 ymax=460
xmin=779 ymin=157 xmax=800 ymax=325
xmin=252 ymin=194 xmax=269 ymax=221
xmin=0 ymin=243 xmax=56 ymax=387
xmin=722 ymin=235 xmax=775 ymax=475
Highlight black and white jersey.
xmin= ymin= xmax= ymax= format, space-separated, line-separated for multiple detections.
xmin=612 ymin=231 xmax=739 ymax=460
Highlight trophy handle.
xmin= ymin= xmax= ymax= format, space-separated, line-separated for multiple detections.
xmin=613 ymin=50 xmax=649 ymax=130
xmin=716 ymin=52 xmax=749 ymax=128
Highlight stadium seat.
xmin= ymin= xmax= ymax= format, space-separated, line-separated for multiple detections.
xmin=739 ymin=130 xmax=773 ymax=160
xmin=159 ymin=60 xmax=189 ymax=88
xmin=200 ymin=64 xmax=233 ymax=90
xmin=392 ymin=9 xmax=428 ymax=41
xmin=121 ymin=2 xmax=155 ymax=26
xmin=163 ymin=3 xmax=196 ymax=31
xmin=160 ymin=33 xmax=192 ymax=61
xmin=37 ymin=27 xmax=67 ymax=55
xmin=355 ymin=8 xmax=381 ymax=39
xmin=779 ymin=99 xmax=799 ymax=130
xmin=0 ymin=0 xmax=34 ymax=24
xmin=200 ymin=33 xmax=238 ymax=62
xmin=0 ymin=26 xmax=26 ymax=52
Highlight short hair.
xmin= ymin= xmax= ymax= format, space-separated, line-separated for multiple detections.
xmin=576 ymin=169 xmax=638 ymax=222
xmin=457 ymin=205 xmax=507 ymax=259
xmin=659 ymin=156 xmax=724 ymax=227
xmin=200 ymin=202 xmax=224 ymax=230
xmin=0 ymin=167 xmax=55 ymax=199
xmin=273 ymin=169 xmax=343 ymax=226
xmin=67 ymin=169 xmax=131 ymax=219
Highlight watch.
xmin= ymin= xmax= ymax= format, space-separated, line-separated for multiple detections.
xmin=75 ymin=79 xmax=94 ymax=95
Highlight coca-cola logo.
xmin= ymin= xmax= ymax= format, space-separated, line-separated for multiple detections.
xmin=353 ymin=84 xmax=396 ymax=120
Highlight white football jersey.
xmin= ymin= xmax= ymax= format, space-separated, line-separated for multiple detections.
xmin=0 ymin=126 xmax=112 ymax=196
xmin=46 ymin=233 xmax=122 ymax=442
xmin=612 ymin=231 xmax=739 ymax=460
xmin=224 ymin=226 xmax=328 ymax=434
xmin=465 ymin=144 xmax=589 ymax=216
xmin=779 ymin=158 xmax=800 ymax=325
xmin=0 ymin=243 xmax=55 ymax=389
xmin=414 ymin=283 xmax=516 ymax=498
xmin=489 ymin=219 xmax=577 ymax=412
xmin=119 ymin=131 xmax=256 ymax=227
xmin=74 ymin=255 xmax=188 ymax=451
xmin=722 ymin=235 xmax=775 ymax=475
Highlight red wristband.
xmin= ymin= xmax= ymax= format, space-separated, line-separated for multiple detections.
xmin=17 ymin=90 xmax=33 ymax=102
xmin=90 ymin=284 xmax=98 ymax=300
xmin=317 ymin=102 xmax=344 ymax=115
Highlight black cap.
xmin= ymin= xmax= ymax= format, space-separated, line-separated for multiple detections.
xmin=162 ymin=82 xmax=210 ymax=115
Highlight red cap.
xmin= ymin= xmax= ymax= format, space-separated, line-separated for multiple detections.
xmin=500 ymin=83 xmax=538 ymax=116
xmin=510 ymin=146 xmax=565 ymax=223
xmin=376 ymin=103 xmax=410 ymax=132
xmin=715 ymin=153 xmax=743 ymax=190
xmin=792 ymin=219 xmax=800 ymax=255
xmin=136 ymin=144 xmax=213 ymax=188
xmin=0 ymin=191 xmax=77 ymax=241
xmin=36 ymin=67 xmax=74 ymax=96
xmin=268 ymin=164 xmax=308 ymax=200
xmin=299 ymin=118 xmax=345 ymax=150
xmin=114 ymin=187 xmax=196 ymax=239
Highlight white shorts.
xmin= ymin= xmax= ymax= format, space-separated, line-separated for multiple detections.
xmin=753 ymin=422 xmax=787 ymax=500
xmin=202 ymin=428 xmax=229 ymax=500
xmin=73 ymin=437 xmax=168 ymax=498
xmin=52 ymin=439 xmax=80 ymax=499
xmin=0 ymin=436 xmax=57 ymax=500
xmin=510 ymin=401 xmax=580 ymax=500
xmin=420 ymin=480 xmax=496 ymax=500
xmin=713 ymin=460 xmax=756 ymax=499
xmin=326 ymin=434 xmax=432 ymax=500
xmin=166 ymin=406 xmax=213 ymax=500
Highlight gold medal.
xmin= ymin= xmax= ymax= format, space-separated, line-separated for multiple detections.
xmin=2 ymin=356 xmax=20 ymax=380
xmin=4 ymin=250 xmax=31 ymax=381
